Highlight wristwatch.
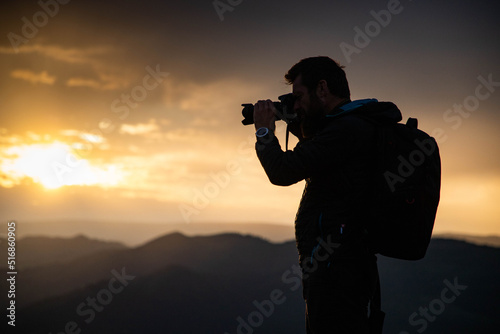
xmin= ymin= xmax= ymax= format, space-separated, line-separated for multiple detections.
xmin=255 ymin=127 xmax=269 ymax=137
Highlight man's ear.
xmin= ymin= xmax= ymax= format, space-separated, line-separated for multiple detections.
xmin=316 ymin=80 xmax=329 ymax=99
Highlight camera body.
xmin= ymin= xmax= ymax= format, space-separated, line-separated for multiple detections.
xmin=241 ymin=93 xmax=297 ymax=125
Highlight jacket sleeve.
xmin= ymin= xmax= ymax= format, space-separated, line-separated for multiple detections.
xmin=255 ymin=127 xmax=346 ymax=186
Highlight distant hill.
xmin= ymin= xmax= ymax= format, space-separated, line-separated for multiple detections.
xmin=4 ymin=233 xmax=500 ymax=334
xmin=16 ymin=220 xmax=296 ymax=246
xmin=434 ymin=233 xmax=500 ymax=248
xmin=0 ymin=235 xmax=126 ymax=269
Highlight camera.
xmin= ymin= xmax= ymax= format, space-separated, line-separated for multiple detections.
xmin=241 ymin=93 xmax=297 ymax=125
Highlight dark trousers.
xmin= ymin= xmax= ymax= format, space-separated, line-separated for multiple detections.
xmin=302 ymin=256 xmax=378 ymax=334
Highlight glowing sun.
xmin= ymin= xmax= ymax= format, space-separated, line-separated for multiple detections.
xmin=1 ymin=141 xmax=124 ymax=189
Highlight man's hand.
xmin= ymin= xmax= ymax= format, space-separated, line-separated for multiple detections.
xmin=254 ymin=100 xmax=276 ymax=132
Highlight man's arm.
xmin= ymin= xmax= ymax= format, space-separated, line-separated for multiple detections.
xmin=253 ymin=100 xmax=339 ymax=186
xmin=255 ymin=127 xmax=345 ymax=186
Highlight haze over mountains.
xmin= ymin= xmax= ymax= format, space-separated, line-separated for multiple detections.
xmin=1 ymin=231 xmax=499 ymax=334
xmin=14 ymin=220 xmax=500 ymax=248
xmin=15 ymin=221 xmax=296 ymax=246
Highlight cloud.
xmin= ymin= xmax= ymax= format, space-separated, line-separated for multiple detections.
xmin=119 ymin=119 xmax=161 ymax=136
xmin=66 ymin=78 xmax=102 ymax=90
xmin=10 ymin=69 xmax=55 ymax=85
xmin=59 ymin=129 xmax=106 ymax=144
xmin=66 ymin=72 xmax=131 ymax=91
xmin=0 ymin=44 xmax=112 ymax=65
xmin=163 ymin=77 xmax=278 ymax=130
xmin=2 ymin=43 xmax=131 ymax=91
xmin=65 ymin=76 xmax=128 ymax=91
xmin=177 ymin=79 xmax=256 ymax=114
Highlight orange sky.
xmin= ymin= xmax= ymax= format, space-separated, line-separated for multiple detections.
xmin=0 ymin=0 xmax=499 ymax=237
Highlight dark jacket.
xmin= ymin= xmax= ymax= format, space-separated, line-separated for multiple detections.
xmin=255 ymin=100 xmax=402 ymax=267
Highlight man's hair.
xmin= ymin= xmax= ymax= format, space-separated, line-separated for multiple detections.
xmin=284 ymin=56 xmax=350 ymax=99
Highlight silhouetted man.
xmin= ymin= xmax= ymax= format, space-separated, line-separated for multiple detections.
xmin=253 ymin=56 xmax=398 ymax=333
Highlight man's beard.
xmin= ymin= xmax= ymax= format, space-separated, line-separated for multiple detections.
xmin=300 ymin=93 xmax=325 ymax=139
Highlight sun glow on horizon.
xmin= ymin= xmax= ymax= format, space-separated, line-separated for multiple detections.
xmin=0 ymin=141 xmax=125 ymax=189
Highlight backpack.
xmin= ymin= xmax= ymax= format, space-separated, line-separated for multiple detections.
xmin=358 ymin=106 xmax=441 ymax=260
xmin=327 ymin=99 xmax=441 ymax=261
xmin=334 ymin=100 xmax=441 ymax=333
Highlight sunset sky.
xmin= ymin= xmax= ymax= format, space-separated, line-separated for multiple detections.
xmin=0 ymin=0 xmax=499 ymax=236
